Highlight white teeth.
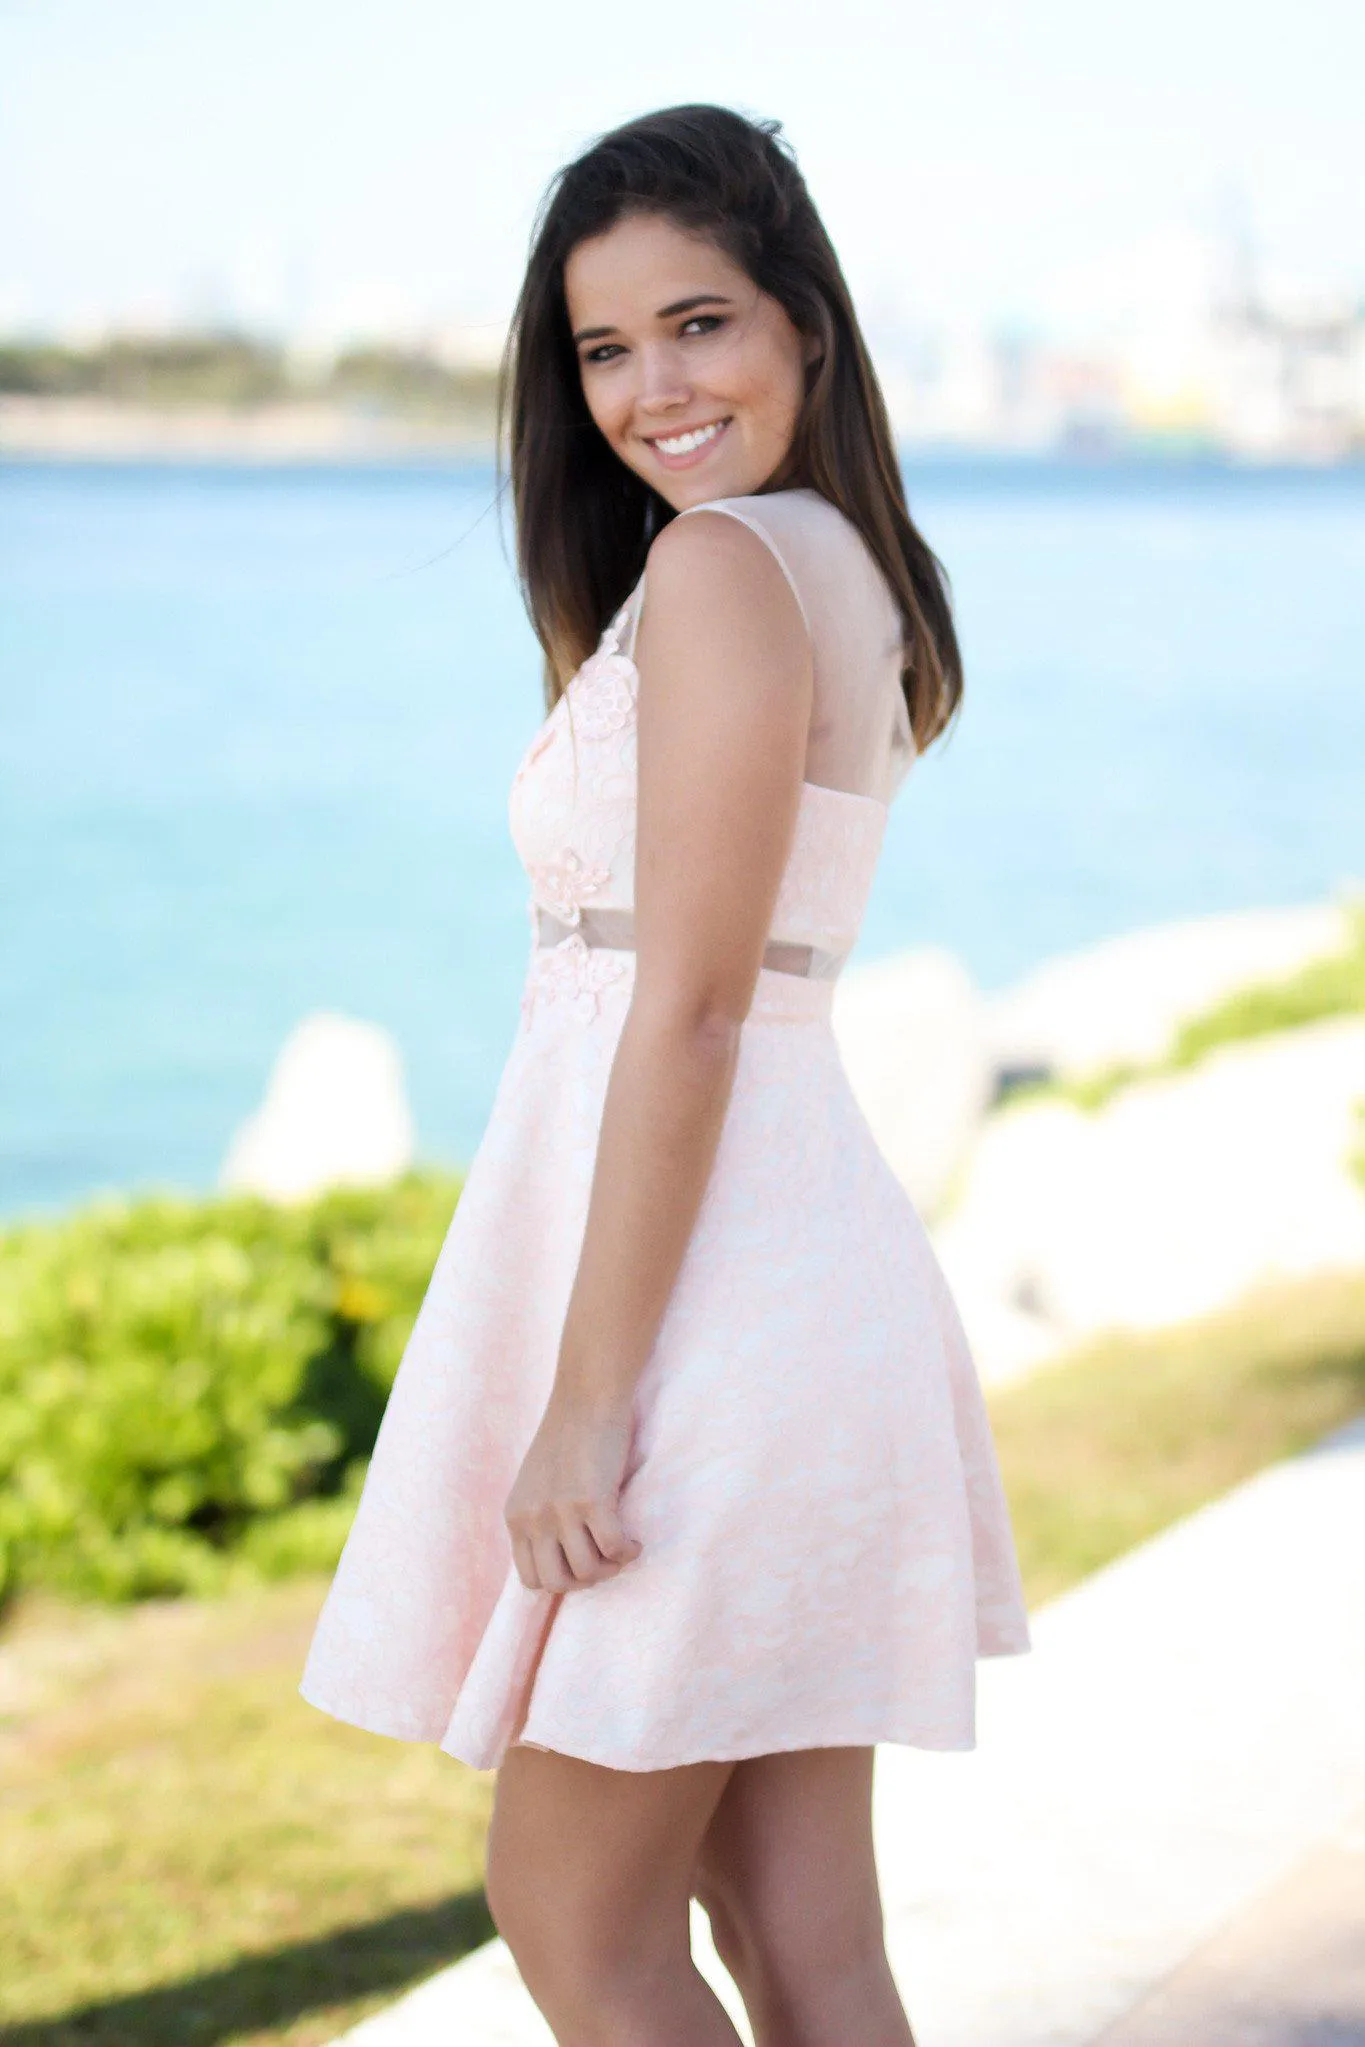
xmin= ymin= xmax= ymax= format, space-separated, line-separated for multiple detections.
xmin=653 ymin=420 xmax=725 ymax=456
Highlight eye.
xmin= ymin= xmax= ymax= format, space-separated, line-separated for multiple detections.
xmin=681 ymin=314 xmax=724 ymax=337
xmin=581 ymin=342 xmax=625 ymax=366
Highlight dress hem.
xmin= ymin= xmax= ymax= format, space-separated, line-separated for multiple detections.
xmin=299 ymin=1635 xmax=1034 ymax=1773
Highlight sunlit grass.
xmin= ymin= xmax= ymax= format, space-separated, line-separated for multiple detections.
xmin=0 ymin=1579 xmax=492 ymax=2046
xmin=990 ymin=1267 xmax=1365 ymax=1604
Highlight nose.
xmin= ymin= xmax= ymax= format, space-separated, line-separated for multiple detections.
xmin=634 ymin=341 xmax=692 ymax=416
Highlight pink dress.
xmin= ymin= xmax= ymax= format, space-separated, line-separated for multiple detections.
xmin=300 ymin=487 xmax=1031 ymax=1771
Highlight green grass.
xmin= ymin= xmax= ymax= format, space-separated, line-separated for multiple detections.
xmin=988 ymin=1267 xmax=1365 ymax=1604
xmin=0 ymin=1581 xmax=493 ymax=2046
xmin=2 ymin=1267 xmax=1364 ymax=2044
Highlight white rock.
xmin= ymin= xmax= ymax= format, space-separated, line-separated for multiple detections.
xmin=220 ymin=1013 xmax=415 ymax=1202
xmin=934 ymin=1015 xmax=1365 ymax=1384
xmin=833 ymin=948 xmax=992 ymax=1221
xmin=986 ymin=896 xmax=1358 ymax=1079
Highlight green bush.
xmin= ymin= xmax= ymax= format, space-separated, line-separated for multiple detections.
xmin=0 ymin=1172 xmax=461 ymax=1604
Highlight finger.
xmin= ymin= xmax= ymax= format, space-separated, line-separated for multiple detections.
xmin=558 ymin=1515 xmax=618 ymax=1587
xmin=511 ymin=1530 xmax=540 ymax=1591
xmin=586 ymin=1501 xmax=643 ymax=1567
xmin=531 ymin=1529 xmax=574 ymax=1595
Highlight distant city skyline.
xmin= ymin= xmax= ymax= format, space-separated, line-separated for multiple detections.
xmin=3 ymin=0 xmax=1363 ymax=349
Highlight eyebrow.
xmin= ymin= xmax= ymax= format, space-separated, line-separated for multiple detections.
xmin=571 ymin=293 xmax=735 ymax=346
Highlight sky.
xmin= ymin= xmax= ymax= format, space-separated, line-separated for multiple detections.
xmin=2 ymin=0 xmax=1363 ymax=348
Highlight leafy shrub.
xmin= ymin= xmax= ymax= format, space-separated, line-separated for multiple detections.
xmin=0 ymin=1172 xmax=461 ymax=1603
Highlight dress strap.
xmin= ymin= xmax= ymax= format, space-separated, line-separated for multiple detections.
xmin=672 ymin=500 xmax=812 ymax=637
xmin=620 ymin=500 xmax=813 ymax=665
xmin=617 ymin=573 xmax=648 ymax=663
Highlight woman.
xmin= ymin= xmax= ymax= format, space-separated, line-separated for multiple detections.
xmin=302 ymin=103 xmax=1031 ymax=2047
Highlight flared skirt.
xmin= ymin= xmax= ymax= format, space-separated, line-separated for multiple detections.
xmin=300 ymin=966 xmax=1032 ymax=1770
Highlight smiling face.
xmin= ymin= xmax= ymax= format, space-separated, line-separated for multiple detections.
xmin=564 ymin=210 xmax=819 ymax=510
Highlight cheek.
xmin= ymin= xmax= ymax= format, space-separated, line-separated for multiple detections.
xmin=581 ymin=378 xmax=628 ymax=445
xmin=734 ymin=322 xmax=806 ymax=420
xmin=741 ymin=345 xmax=805 ymax=432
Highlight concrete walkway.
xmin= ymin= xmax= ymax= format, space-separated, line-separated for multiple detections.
xmin=334 ymin=1414 xmax=1365 ymax=2047
xmin=1091 ymin=1808 xmax=1365 ymax=2045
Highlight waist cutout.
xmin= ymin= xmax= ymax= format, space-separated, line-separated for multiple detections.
xmin=534 ymin=905 xmax=850 ymax=981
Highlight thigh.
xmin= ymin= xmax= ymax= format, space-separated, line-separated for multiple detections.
xmin=487 ymin=1742 xmax=734 ymax=1962
xmin=693 ymin=1746 xmax=883 ymax=1950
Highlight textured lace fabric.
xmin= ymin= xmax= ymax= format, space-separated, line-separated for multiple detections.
xmin=508 ymin=515 xmax=894 ymax=1031
xmin=299 ymin=488 xmax=1032 ymax=1771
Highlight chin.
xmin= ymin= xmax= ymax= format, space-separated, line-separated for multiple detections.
xmin=675 ymin=472 xmax=745 ymax=506
xmin=666 ymin=462 xmax=773 ymax=510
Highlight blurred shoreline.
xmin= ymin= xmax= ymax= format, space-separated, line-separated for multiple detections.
xmin=7 ymin=397 xmax=1365 ymax=469
xmin=6 ymin=322 xmax=1365 ymax=466
xmin=0 ymin=395 xmax=495 ymax=463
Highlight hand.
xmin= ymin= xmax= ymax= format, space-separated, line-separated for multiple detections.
xmin=504 ymin=1390 xmax=643 ymax=1593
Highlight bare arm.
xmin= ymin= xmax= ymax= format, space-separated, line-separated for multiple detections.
xmin=504 ymin=511 xmax=814 ymax=1594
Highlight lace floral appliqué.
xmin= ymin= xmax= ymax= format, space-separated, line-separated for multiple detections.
xmin=521 ymin=932 xmax=630 ymax=1025
xmin=569 ymin=606 xmax=638 ymax=740
xmin=527 ymin=847 xmax=611 ymax=925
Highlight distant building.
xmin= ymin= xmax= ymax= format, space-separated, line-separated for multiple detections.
xmin=877 ymin=302 xmax=1365 ymax=463
xmin=1210 ymin=288 xmax=1365 ymax=461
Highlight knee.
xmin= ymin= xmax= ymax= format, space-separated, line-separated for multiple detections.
xmin=703 ymin=1866 xmax=889 ymax=2016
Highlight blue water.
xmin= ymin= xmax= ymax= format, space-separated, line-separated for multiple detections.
xmin=3 ymin=457 xmax=1363 ymax=1220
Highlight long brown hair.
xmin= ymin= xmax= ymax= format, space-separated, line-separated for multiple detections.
xmin=499 ymin=103 xmax=963 ymax=751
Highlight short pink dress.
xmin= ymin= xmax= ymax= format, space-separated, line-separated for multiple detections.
xmin=300 ymin=486 xmax=1031 ymax=1771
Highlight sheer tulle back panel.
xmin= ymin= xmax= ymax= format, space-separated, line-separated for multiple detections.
xmin=668 ymin=489 xmax=916 ymax=806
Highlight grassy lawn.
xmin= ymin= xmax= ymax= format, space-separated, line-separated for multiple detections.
xmin=0 ymin=1583 xmax=493 ymax=2046
xmin=987 ymin=1266 xmax=1365 ymax=1605
xmin=2 ymin=1264 xmax=1364 ymax=2044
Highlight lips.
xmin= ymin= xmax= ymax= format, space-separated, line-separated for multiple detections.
xmin=643 ymin=416 xmax=732 ymax=470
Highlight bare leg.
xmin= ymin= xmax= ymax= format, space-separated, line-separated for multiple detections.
xmin=486 ymin=1742 xmax=743 ymax=2047
xmin=693 ymin=1746 xmax=917 ymax=2047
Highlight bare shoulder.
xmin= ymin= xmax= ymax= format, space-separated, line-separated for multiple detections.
xmin=634 ymin=507 xmax=814 ymax=794
xmin=642 ymin=508 xmax=808 ymax=656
